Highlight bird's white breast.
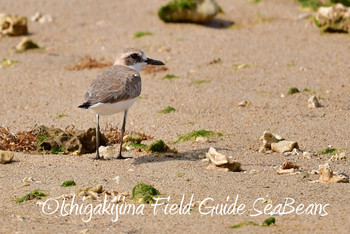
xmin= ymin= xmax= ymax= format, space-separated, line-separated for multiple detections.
xmin=88 ymin=97 xmax=138 ymax=116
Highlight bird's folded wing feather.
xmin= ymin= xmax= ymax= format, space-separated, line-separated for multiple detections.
xmin=83 ymin=65 xmax=141 ymax=105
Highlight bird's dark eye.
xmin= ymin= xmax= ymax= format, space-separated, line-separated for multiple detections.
xmin=130 ymin=53 xmax=139 ymax=59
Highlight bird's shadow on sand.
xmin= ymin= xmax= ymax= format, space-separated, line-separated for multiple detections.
xmin=132 ymin=147 xmax=234 ymax=165
xmin=203 ymin=18 xmax=235 ymax=29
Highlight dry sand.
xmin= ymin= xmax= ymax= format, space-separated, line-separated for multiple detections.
xmin=1 ymin=0 xmax=350 ymax=233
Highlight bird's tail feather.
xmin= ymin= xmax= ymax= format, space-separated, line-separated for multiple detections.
xmin=78 ymin=102 xmax=90 ymax=109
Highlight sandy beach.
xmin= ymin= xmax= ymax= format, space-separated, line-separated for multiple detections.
xmin=1 ymin=0 xmax=350 ymax=233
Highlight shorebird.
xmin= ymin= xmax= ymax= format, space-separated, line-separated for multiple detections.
xmin=78 ymin=48 xmax=164 ymax=159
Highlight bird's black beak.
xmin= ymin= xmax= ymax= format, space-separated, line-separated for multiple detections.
xmin=145 ymin=58 xmax=165 ymax=65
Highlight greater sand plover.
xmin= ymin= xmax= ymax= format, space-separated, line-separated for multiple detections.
xmin=78 ymin=48 xmax=164 ymax=159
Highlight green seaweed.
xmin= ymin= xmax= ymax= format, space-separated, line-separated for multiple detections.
xmin=16 ymin=189 xmax=47 ymax=203
xmin=297 ymin=0 xmax=350 ymax=11
xmin=158 ymin=0 xmax=197 ymax=22
xmin=262 ymin=217 xmax=276 ymax=226
xmin=57 ymin=114 xmax=68 ymax=119
xmin=0 ymin=58 xmax=19 ymax=68
xmin=134 ymin=31 xmax=153 ymax=38
xmin=38 ymin=136 xmax=48 ymax=142
xmin=126 ymin=142 xmax=148 ymax=150
xmin=229 ymin=217 xmax=276 ymax=229
xmin=132 ymin=183 xmax=160 ymax=204
xmin=319 ymin=147 xmax=337 ymax=155
xmin=148 ymin=140 xmax=169 ymax=153
xmin=233 ymin=63 xmax=255 ymax=71
xmin=51 ymin=145 xmax=65 ymax=154
xmin=287 ymin=87 xmax=300 ymax=95
xmin=176 ymin=172 xmax=185 ymax=177
xmin=173 ymin=130 xmax=222 ymax=144
xmin=229 ymin=221 xmax=259 ymax=229
xmin=61 ymin=180 xmax=76 ymax=187
xmin=298 ymin=0 xmax=324 ymax=10
xmin=159 ymin=106 xmax=176 ymax=114
xmin=192 ymin=80 xmax=211 ymax=85
xmin=163 ymin=74 xmax=179 ymax=80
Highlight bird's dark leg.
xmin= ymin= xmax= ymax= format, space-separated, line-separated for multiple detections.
xmin=117 ymin=110 xmax=128 ymax=159
xmin=95 ymin=114 xmax=102 ymax=160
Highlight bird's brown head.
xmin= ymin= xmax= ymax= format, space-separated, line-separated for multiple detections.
xmin=114 ymin=48 xmax=164 ymax=73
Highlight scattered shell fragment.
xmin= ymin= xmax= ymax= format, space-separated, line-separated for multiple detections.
xmin=238 ymin=100 xmax=250 ymax=107
xmin=54 ymin=194 xmax=74 ymax=200
xmin=276 ymin=167 xmax=298 ymax=175
xmin=259 ymin=131 xmax=284 ymax=153
xmin=0 ymin=150 xmax=14 ymax=164
xmin=22 ymin=177 xmax=35 ymax=183
xmin=99 ymin=145 xmax=117 ymax=158
xmin=158 ymin=0 xmax=221 ymax=23
xmin=284 ymin=148 xmax=303 ymax=157
xmin=271 ymin=140 xmax=299 ymax=153
xmin=14 ymin=37 xmax=40 ymax=52
xmin=31 ymin=12 xmax=53 ymax=24
xmin=318 ymin=163 xmax=349 ymax=183
xmin=276 ymin=161 xmax=299 ymax=174
xmin=303 ymin=151 xmax=314 ymax=159
xmin=281 ymin=161 xmax=299 ymax=170
xmin=195 ymin=136 xmax=208 ymax=143
xmin=114 ymin=176 xmax=120 ymax=184
xmin=308 ymin=95 xmax=321 ymax=108
xmin=205 ymin=147 xmax=241 ymax=172
xmin=329 ymin=152 xmax=346 ymax=161
xmin=0 ymin=13 xmax=28 ymax=36
xmin=315 ymin=3 xmax=350 ymax=33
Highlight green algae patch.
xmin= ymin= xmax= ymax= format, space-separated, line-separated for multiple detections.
xmin=319 ymin=147 xmax=337 ymax=155
xmin=233 ymin=63 xmax=255 ymax=71
xmin=132 ymin=183 xmax=160 ymax=204
xmin=134 ymin=31 xmax=153 ymax=38
xmin=159 ymin=106 xmax=176 ymax=114
xmin=287 ymin=87 xmax=300 ymax=95
xmin=158 ymin=0 xmax=220 ymax=23
xmin=126 ymin=142 xmax=148 ymax=150
xmin=262 ymin=217 xmax=276 ymax=226
xmin=173 ymin=130 xmax=222 ymax=144
xmin=192 ymin=80 xmax=211 ymax=85
xmin=158 ymin=0 xmax=197 ymax=22
xmin=229 ymin=217 xmax=275 ymax=229
xmin=51 ymin=145 xmax=65 ymax=154
xmin=16 ymin=189 xmax=47 ymax=203
xmin=0 ymin=58 xmax=19 ymax=68
xmin=297 ymin=0 xmax=350 ymax=11
xmin=163 ymin=74 xmax=179 ymax=80
xmin=57 ymin=114 xmax=68 ymax=119
xmin=229 ymin=221 xmax=259 ymax=229
xmin=148 ymin=140 xmax=169 ymax=153
xmin=61 ymin=180 xmax=76 ymax=187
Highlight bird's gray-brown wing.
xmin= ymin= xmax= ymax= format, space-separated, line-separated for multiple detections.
xmin=80 ymin=65 xmax=141 ymax=108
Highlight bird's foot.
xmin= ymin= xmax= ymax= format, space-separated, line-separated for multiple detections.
xmin=116 ymin=154 xmax=131 ymax=160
